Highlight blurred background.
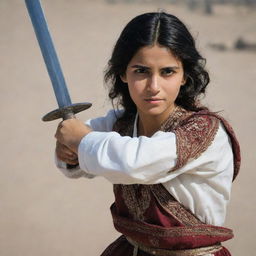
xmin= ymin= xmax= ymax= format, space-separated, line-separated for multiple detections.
xmin=0 ymin=0 xmax=255 ymax=255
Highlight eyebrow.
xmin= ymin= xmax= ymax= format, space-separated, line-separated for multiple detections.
xmin=131 ymin=65 xmax=150 ymax=70
xmin=130 ymin=64 xmax=180 ymax=70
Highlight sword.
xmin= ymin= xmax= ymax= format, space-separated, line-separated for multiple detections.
xmin=25 ymin=0 xmax=92 ymax=121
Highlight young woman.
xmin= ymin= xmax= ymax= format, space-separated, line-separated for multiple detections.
xmin=55 ymin=12 xmax=240 ymax=256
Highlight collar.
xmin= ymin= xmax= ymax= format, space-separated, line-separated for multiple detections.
xmin=133 ymin=112 xmax=139 ymax=137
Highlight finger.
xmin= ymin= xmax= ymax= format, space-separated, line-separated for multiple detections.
xmin=56 ymin=141 xmax=77 ymax=157
xmin=60 ymin=156 xmax=79 ymax=165
xmin=56 ymin=142 xmax=77 ymax=161
xmin=55 ymin=121 xmax=64 ymax=139
xmin=56 ymin=150 xmax=76 ymax=161
xmin=56 ymin=149 xmax=78 ymax=164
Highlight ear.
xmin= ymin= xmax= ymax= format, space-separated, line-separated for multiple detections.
xmin=181 ymin=76 xmax=187 ymax=86
xmin=120 ymin=74 xmax=127 ymax=83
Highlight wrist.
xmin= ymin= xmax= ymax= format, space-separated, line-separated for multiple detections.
xmin=72 ymin=131 xmax=91 ymax=154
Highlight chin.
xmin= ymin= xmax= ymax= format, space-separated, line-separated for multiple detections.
xmin=140 ymin=104 xmax=175 ymax=118
xmin=142 ymin=107 xmax=166 ymax=116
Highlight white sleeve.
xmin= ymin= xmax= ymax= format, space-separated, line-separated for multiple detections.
xmin=78 ymin=123 xmax=233 ymax=185
xmin=77 ymin=122 xmax=234 ymax=226
xmin=55 ymin=109 xmax=122 ymax=178
xmin=78 ymin=130 xmax=177 ymax=183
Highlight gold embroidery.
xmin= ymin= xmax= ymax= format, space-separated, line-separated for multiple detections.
xmin=206 ymin=112 xmax=241 ymax=180
xmin=171 ymin=114 xmax=220 ymax=172
xmin=113 ymin=214 xmax=233 ymax=238
xmin=150 ymin=184 xmax=202 ymax=226
xmin=149 ymin=237 xmax=160 ymax=247
xmin=121 ymin=184 xmax=151 ymax=221
xmin=126 ymin=237 xmax=222 ymax=256
xmin=160 ymin=106 xmax=191 ymax=131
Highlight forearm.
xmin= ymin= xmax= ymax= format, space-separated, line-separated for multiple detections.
xmin=78 ymin=130 xmax=180 ymax=184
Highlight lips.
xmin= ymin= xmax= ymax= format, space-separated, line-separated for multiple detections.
xmin=144 ymin=98 xmax=164 ymax=104
xmin=145 ymin=98 xmax=163 ymax=101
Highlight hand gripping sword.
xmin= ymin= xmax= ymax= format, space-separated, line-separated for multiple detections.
xmin=25 ymin=0 xmax=92 ymax=121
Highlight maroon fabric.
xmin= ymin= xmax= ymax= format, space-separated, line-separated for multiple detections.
xmin=101 ymin=109 xmax=240 ymax=256
xmin=100 ymin=236 xmax=232 ymax=256
xmin=215 ymin=247 xmax=232 ymax=256
xmin=111 ymin=185 xmax=233 ymax=250
xmin=191 ymin=110 xmax=241 ymax=181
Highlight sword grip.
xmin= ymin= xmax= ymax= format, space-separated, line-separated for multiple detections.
xmin=67 ymin=163 xmax=79 ymax=169
xmin=62 ymin=111 xmax=78 ymax=170
xmin=63 ymin=111 xmax=75 ymax=120
xmin=61 ymin=111 xmax=75 ymax=169
xmin=43 ymin=103 xmax=91 ymax=169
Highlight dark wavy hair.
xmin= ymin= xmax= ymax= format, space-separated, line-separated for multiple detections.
xmin=104 ymin=12 xmax=210 ymax=121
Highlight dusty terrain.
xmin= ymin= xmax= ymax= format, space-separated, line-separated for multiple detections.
xmin=0 ymin=0 xmax=255 ymax=255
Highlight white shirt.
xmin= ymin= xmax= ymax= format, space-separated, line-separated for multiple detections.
xmin=56 ymin=109 xmax=234 ymax=226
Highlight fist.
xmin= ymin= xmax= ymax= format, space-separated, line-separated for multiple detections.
xmin=55 ymin=119 xmax=92 ymax=153
xmin=55 ymin=141 xmax=79 ymax=165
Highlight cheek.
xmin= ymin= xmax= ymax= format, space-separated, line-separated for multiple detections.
xmin=127 ymin=77 xmax=144 ymax=94
xmin=128 ymin=85 xmax=140 ymax=103
xmin=166 ymin=86 xmax=182 ymax=99
xmin=165 ymin=77 xmax=183 ymax=94
xmin=127 ymin=80 xmax=138 ymax=100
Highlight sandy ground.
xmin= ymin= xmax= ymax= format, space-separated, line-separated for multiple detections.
xmin=0 ymin=0 xmax=256 ymax=255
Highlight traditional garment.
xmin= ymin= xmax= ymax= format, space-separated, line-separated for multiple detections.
xmin=56 ymin=106 xmax=240 ymax=256
xmin=100 ymin=107 xmax=240 ymax=256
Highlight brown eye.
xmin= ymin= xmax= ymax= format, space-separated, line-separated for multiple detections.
xmin=161 ymin=68 xmax=175 ymax=76
xmin=134 ymin=68 xmax=148 ymax=74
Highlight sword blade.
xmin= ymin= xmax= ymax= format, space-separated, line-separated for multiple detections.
xmin=25 ymin=0 xmax=72 ymax=108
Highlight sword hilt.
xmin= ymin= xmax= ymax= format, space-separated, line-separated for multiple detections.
xmin=42 ymin=102 xmax=92 ymax=121
xmin=44 ymin=102 xmax=92 ymax=169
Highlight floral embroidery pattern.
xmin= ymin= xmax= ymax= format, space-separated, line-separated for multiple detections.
xmin=171 ymin=114 xmax=219 ymax=171
xmin=121 ymin=184 xmax=151 ymax=221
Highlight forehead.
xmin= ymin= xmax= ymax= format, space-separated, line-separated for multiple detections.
xmin=129 ymin=44 xmax=182 ymax=67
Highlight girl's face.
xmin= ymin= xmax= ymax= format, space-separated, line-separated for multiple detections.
xmin=121 ymin=44 xmax=185 ymax=123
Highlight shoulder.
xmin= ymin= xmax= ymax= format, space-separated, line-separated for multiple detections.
xmin=174 ymin=110 xmax=220 ymax=143
xmin=172 ymin=110 xmax=221 ymax=170
xmin=181 ymin=110 xmax=220 ymax=128
xmin=172 ymin=109 xmax=240 ymax=181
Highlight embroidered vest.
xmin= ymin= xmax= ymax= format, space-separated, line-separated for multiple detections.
xmin=111 ymin=107 xmax=241 ymax=250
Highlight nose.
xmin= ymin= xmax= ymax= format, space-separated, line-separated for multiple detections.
xmin=147 ymin=74 xmax=160 ymax=93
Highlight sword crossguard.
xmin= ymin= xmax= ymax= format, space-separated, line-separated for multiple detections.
xmin=42 ymin=102 xmax=92 ymax=121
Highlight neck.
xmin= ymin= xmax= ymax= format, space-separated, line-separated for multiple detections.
xmin=138 ymin=117 xmax=160 ymax=137
xmin=137 ymin=106 xmax=177 ymax=137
